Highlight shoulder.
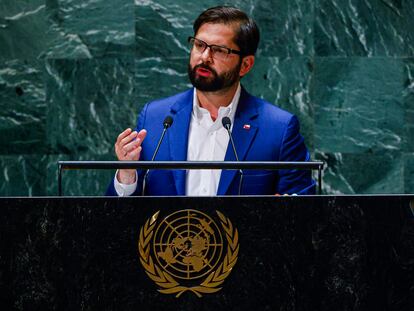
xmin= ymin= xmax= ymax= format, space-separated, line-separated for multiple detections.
xmin=137 ymin=88 xmax=193 ymax=129
xmin=144 ymin=89 xmax=193 ymax=113
xmin=241 ymin=88 xmax=295 ymax=125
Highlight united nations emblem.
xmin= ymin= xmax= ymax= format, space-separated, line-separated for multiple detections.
xmin=138 ymin=209 xmax=239 ymax=297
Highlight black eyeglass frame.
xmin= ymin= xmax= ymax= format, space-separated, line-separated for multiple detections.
xmin=188 ymin=36 xmax=242 ymax=57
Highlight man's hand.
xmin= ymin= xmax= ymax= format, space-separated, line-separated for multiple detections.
xmin=115 ymin=128 xmax=147 ymax=184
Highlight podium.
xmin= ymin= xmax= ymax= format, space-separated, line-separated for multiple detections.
xmin=1 ymin=195 xmax=413 ymax=310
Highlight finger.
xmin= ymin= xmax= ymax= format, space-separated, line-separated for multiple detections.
xmin=120 ymin=129 xmax=146 ymax=151
xmin=136 ymin=129 xmax=147 ymax=142
xmin=127 ymin=146 xmax=142 ymax=161
xmin=116 ymin=128 xmax=132 ymax=143
xmin=115 ymin=138 xmax=136 ymax=160
xmin=122 ymin=139 xmax=142 ymax=154
xmin=115 ymin=146 xmax=128 ymax=160
xmin=119 ymin=130 xmax=138 ymax=147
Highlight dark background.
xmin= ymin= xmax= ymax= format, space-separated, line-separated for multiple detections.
xmin=0 ymin=196 xmax=413 ymax=310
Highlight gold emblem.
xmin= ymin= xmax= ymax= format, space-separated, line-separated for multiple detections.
xmin=138 ymin=209 xmax=239 ymax=297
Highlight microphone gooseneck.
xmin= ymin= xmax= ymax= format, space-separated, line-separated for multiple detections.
xmin=222 ymin=117 xmax=239 ymax=162
xmin=142 ymin=115 xmax=174 ymax=195
xmin=222 ymin=116 xmax=243 ymax=195
xmin=152 ymin=116 xmax=174 ymax=161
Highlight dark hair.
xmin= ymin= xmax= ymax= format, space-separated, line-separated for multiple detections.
xmin=193 ymin=6 xmax=260 ymax=56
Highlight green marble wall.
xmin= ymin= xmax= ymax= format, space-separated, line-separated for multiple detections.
xmin=0 ymin=0 xmax=413 ymax=196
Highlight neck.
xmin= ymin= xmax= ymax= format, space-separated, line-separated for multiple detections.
xmin=196 ymin=83 xmax=239 ymax=121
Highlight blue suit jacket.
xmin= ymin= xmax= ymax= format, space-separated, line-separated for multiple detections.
xmin=106 ymin=87 xmax=315 ymax=196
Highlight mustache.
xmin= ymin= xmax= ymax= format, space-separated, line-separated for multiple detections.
xmin=193 ymin=64 xmax=217 ymax=75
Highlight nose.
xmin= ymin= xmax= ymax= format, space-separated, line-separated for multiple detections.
xmin=200 ymin=46 xmax=213 ymax=63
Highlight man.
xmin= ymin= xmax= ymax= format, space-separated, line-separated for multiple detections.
xmin=106 ymin=6 xmax=315 ymax=196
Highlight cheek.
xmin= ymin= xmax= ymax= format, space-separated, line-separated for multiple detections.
xmin=190 ymin=52 xmax=201 ymax=65
xmin=223 ymin=61 xmax=241 ymax=76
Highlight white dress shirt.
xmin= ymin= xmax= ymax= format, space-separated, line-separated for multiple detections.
xmin=114 ymin=84 xmax=241 ymax=196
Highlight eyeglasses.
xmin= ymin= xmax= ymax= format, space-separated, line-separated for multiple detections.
xmin=188 ymin=37 xmax=242 ymax=60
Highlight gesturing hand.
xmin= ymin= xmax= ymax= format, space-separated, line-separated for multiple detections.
xmin=115 ymin=128 xmax=147 ymax=184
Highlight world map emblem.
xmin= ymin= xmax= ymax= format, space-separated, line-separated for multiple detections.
xmin=138 ymin=209 xmax=239 ymax=297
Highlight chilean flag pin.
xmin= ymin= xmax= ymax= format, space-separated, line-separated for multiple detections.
xmin=243 ymin=124 xmax=251 ymax=130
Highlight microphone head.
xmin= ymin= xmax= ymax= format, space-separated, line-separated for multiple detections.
xmin=163 ymin=115 xmax=173 ymax=129
xmin=222 ymin=116 xmax=231 ymax=129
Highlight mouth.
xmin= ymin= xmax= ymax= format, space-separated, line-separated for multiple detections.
xmin=196 ymin=66 xmax=212 ymax=77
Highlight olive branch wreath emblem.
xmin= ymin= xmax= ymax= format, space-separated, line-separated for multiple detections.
xmin=138 ymin=210 xmax=239 ymax=298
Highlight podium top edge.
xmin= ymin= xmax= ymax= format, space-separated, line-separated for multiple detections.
xmin=57 ymin=160 xmax=324 ymax=170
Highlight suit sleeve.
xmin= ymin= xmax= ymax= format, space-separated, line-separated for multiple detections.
xmin=277 ymin=115 xmax=315 ymax=195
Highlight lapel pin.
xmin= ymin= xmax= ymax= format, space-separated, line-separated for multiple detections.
xmin=243 ymin=124 xmax=251 ymax=130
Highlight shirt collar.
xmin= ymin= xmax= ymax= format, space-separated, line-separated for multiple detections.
xmin=192 ymin=83 xmax=241 ymax=124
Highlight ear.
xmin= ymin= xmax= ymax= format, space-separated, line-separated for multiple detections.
xmin=239 ymin=55 xmax=255 ymax=77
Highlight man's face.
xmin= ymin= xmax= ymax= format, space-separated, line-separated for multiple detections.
xmin=188 ymin=23 xmax=242 ymax=92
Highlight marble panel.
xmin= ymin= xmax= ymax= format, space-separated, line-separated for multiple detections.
xmin=45 ymin=58 xmax=137 ymax=155
xmin=404 ymin=154 xmax=414 ymax=194
xmin=244 ymin=56 xmax=314 ymax=149
xmin=314 ymin=57 xmax=404 ymax=153
xmin=46 ymin=154 xmax=115 ymax=196
xmin=44 ymin=0 xmax=135 ymax=58
xmin=135 ymin=57 xmax=191 ymax=105
xmin=315 ymin=152 xmax=404 ymax=194
xmin=135 ymin=0 xmax=218 ymax=58
xmin=0 ymin=60 xmax=46 ymax=154
xmin=315 ymin=0 xmax=414 ymax=57
xmin=0 ymin=0 xmax=59 ymax=60
xmin=251 ymin=0 xmax=314 ymax=57
xmin=404 ymin=58 xmax=414 ymax=152
xmin=0 ymin=155 xmax=47 ymax=196
xmin=135 ymin=0 xmax=314 ymax=58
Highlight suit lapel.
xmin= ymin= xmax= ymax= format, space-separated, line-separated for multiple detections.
xmin=168 ymin=90 xmax=193 ymax=195
xmin=217 ymin=89 xmax=259 ymax=195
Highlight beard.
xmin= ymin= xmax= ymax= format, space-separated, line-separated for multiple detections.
xmin=188 ymin=61 xmax=241 ymax=92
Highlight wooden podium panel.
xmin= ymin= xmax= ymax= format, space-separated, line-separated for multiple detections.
xmin=0 ymin=196 xmax=413 ymax=310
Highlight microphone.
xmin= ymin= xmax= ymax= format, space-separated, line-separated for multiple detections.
xmin=151 ymin=116 xmax=173 ymax=160
xmin=222 ymin=117 xmax=243 ymax=195
xmin=142 ymin=116 xmax=174 ymax=195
